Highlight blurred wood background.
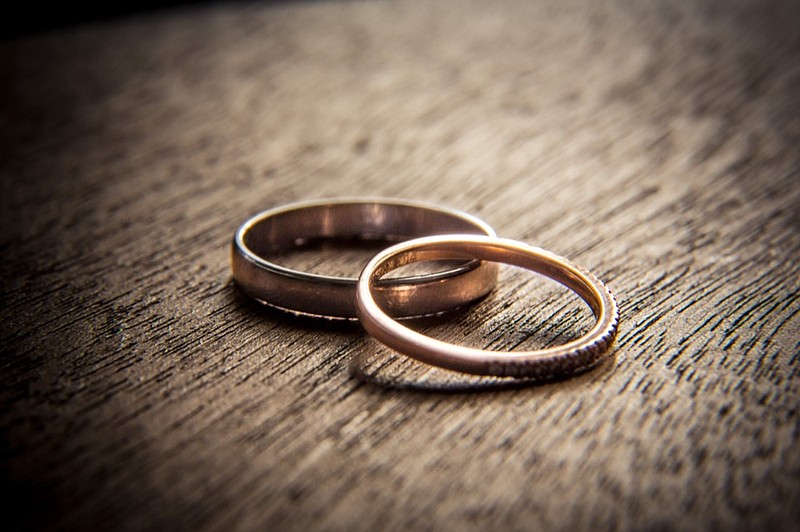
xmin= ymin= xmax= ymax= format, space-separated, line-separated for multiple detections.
xmin=1 ymin=0 xmax=798 ymax=529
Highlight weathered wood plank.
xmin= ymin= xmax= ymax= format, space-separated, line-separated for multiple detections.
xmin=1 ymin=0 xmax=799 ymax=530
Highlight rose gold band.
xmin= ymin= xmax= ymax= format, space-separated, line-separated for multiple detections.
xmin=356 ymin=235 xmax=619 ymax=378
xmin=232 ymin=199 xmax=498 ymax=319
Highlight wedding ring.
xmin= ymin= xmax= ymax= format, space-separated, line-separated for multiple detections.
xmin=232 ymin=199 xmax=498 ymax=318
xmin=356 ymin=235 xmax=619 ymax=378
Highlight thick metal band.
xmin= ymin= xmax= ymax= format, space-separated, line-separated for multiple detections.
xmin=356 ymin=235 xmax=619 ymax=378
xmin=232 ymin=199 xmax=498 ymax=319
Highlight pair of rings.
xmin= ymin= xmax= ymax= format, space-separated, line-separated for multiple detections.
xmin=232 ymin=199 xmax=618 ymax=379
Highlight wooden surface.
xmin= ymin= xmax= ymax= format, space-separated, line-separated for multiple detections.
xmin=2 ymin=0 xmax=799 ymax=529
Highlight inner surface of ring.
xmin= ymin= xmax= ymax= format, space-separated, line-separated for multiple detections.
xmin=243 ymin=203 xmax=491 ymax=282
xmin=369 ymin=244 xmax=602 ymax=317
xmin=374 ymin=255 xmax=596 ymax=351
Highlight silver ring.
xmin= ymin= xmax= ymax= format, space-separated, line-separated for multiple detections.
xmin=231 ymin=198 xmax=498 ymax=319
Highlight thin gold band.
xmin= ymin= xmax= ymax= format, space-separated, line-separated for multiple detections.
xmin=356 ymin=235 xmax=619 ymax=378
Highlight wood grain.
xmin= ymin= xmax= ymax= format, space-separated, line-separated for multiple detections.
xmin=1 ymin=0 xmax=798 ymax=530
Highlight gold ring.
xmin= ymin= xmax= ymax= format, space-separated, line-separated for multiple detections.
xmin=356 ymin=235 xmax=619 ymax=378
